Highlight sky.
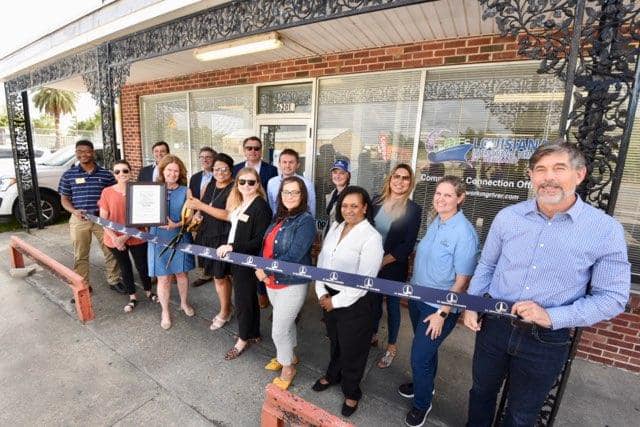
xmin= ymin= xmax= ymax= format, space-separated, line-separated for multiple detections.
xmin=0 ymin=1 xmax=105 ymax=124
xmin=0 ymin=1 xmax=105 ymax=59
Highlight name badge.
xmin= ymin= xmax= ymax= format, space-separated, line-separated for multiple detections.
xmin=75 ymin=177 xmax=86 ymax=184
xmin=239 ymin=213 xmax=249 ymax=223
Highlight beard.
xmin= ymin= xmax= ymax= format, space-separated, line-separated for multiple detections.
xmin=534 ymin=181 xmax=567 ymax=205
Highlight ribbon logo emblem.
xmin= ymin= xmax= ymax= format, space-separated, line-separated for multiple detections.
xmin=183 ymin=245 xmax=193 ymax=253
xmin=271 ymin=261 xmax=279 ymax=270
xmin=329 ymin=272 xmax=339 ymax=282
xmin=245 ymin=256 xmax=254 ymax=265
xmin=446 ymin=292 xmax=459 ymax=305
xmin=202 ymin=248 xmax=212 ymax=257
xmin=495 ymin=301 xmax=509 ymax=313
xmin=363 ymin=278 xmax=374 ymax=288
xmin=298 ymin=266 xmax=307 ymax=275
xmin=402 ymin=284 xmax=413 ymax=296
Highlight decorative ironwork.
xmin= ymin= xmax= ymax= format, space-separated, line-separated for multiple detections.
xmin=108 ymin=0 xmax=433 ymax=68
xmin=96 ymin=44 xmax=118 ymax=168
xmin=480 ymin=0 xmax=640 ymax=426
xmin=258 ymin=83 xmax=313 ymax=114
xmin=4 ymin=88 xmax=44 ymax=229
xmin=6 ymin=49 xmax=98 ymax=94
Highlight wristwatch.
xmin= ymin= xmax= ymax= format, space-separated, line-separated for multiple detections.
xmin=436 ymin=309 xmax=448 ymax=319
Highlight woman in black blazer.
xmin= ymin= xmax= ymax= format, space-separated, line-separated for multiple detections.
xmin=371 ymin=163 xmax=422 ymax=368
xmin=216 ymin=167 xmax=272 ymax=360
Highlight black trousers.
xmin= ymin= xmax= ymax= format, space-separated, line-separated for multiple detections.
xmin=232 ymin=265 xmax=261 ymax=341
xmin=324 ymin=290 xmax=375 ymax=401
xmin=109 ymin=243 xmax=151 ymax=295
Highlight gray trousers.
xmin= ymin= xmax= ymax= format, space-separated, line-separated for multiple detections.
xmin=266 ymin=283 xmax=308 ymax=365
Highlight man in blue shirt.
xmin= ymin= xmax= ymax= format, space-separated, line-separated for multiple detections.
xmin=59 ymin=140 xmax=123 ymax=294
xmin=267 ymin=148 xmax=316 ymax=217
xmin=464 ymin=141 xmax=630 ymax=426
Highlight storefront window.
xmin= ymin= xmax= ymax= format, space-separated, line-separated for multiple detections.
xmin=315 ymin=71 xmax=422 ymax=219
xmin=189 ymin=85 xmax=254 ymax=167
xmin=415 ymin=63 xmax=564 ymax=241
xmin=614 ymin=108 xmax=640 ymax=288
xmin=140 ymin=93 xmax=189 ymax=169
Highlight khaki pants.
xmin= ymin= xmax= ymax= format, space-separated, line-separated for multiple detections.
xmin=69 ymin=215 xmax=121 ymax=285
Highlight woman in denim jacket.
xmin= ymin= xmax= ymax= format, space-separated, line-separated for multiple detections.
xmin=255 ymin=176 xmax=316 ymax=390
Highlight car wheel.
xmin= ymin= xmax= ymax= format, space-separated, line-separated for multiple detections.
xmin=13 ymin=191 xmax=61 ymax=227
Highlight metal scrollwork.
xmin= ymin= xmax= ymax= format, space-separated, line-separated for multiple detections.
xmin=479 ymin=1 xmax=640 ymax=425
xmin=108 ymin=0 xmax=429 ymax=66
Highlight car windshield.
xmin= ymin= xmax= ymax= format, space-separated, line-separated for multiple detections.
xmin=38 ymin=147 xmax=76 ymax=166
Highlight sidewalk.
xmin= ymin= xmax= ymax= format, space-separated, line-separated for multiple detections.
xmin=0 ymin=223 xmax=637 ymax=426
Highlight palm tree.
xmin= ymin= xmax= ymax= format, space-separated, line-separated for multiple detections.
xmin=33 ymin=88 xmax=76 ymax=149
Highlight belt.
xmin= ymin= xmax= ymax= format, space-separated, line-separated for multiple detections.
xmin=488 ymin=313 xmax=540 ymax=333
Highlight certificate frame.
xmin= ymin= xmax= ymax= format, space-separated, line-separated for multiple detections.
xmin=126 ymin=182 xmax=167 ymax=227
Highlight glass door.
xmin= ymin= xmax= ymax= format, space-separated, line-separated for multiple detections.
xmin=258 ymin=120 xmax=313 ymax=179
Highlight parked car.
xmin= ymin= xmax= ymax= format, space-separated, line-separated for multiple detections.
xmin=0 ymin=146 xmax=51 ymax=174
xmin=0 ymin=143 xmax=113 ymax=226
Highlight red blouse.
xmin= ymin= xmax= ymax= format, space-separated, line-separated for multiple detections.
xmin=262 ymin=222 xmax=286 ymax=290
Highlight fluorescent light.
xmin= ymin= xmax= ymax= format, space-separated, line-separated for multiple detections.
xmin=493 ymin=92 xmax=565 ymax=103
xmin=194 ymin=32 xmax=283 ymax=61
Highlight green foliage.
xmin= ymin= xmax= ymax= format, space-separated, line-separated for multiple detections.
xmin=70 ymin=111 xmax=101 ymax=132
xmin=0 ymin=114 xmax=7 ymax=127
xmin=33 ymin=88 xmax=76 ymax=117
xmin=32 ymin=115 xmax=55 ymax=133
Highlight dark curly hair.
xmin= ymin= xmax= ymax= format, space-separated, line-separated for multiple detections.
xmin=335 ymin=186 xmax=375 ymax=226
xmin=275 ymin=176 xmax=309 ymax=221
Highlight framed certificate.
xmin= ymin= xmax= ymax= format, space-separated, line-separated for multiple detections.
xmin=126 ymin=182 xmax=167 ymax=227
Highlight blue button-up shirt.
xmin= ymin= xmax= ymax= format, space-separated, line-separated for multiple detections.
xmin=468 ymin=197 xmax=630 ymax=330
xmin=58 ymin=164 xmax=116 ymax=213
xmin=267 ymin=174 xmax=316 ymax=217
xmin=412 ymin=210 xmax=479 ymax=309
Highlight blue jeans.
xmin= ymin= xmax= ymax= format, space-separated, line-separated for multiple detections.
xmin=409 ymin=300 xmax=460 ymax=411
xmin=467 ymin=316 xmax=571 ymax=427
xmin=373 ymin=294 xmax=401 ymax=344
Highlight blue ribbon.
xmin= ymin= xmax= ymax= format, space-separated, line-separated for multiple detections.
xmin=88 ymin=214 xmax=515 ymax=317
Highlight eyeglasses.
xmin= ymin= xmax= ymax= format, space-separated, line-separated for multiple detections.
xmin=213 ymin=167 xmax=229 ymax=173
xmin=244 ymin=146 xmax=261 ymax=151
xmin=238 ymin=179 xmax=257 ymax=186
xmin=114 ymin=169 xmax=130 ymax=175
xmin=282 ymin=190 xmax=301 ymax=197
xmin=392 ymin=174 xmax=411 ymax=182
xmin=199 ymin=156 xmax=214 ymax=160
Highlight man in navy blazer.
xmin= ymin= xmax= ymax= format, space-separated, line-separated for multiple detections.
xmin=137 ymin=141 xmax=170 ymax=182
xmin=232 ymin=136 xmax=278 ymax=190
xmin=188 ymin=146 xmax=216 ymax=200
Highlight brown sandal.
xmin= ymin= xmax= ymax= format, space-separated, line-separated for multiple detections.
xmin=224 ymin=344 xmax=249 ymax=360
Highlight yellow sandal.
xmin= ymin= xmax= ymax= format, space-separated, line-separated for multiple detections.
xmin=272 ymin=372 xmax=296 ymax=390
xmin=264 ymin=356 xmax=299 ymax=371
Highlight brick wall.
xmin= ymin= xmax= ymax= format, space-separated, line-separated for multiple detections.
xmin=577 ymin=294 xmax=640 ymax=372
xmin=119 ymin=32 xmax=640 ymax=373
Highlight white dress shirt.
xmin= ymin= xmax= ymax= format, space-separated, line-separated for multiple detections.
xmin=315 ymin=219 xmax=384 ymax=309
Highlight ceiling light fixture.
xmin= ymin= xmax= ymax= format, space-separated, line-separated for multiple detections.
xmin=194 ymin=32 xmax=283 ymax=62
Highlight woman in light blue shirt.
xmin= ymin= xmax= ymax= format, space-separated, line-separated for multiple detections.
xmin=398 ymin=175 xmax=479 ymax=427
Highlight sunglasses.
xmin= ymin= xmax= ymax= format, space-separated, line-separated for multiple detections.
xmin=114 ymin=169 xmax=130 ymax=175
xmin=238 ymin=179 xmax=257 ymax=186
xmin=392 ymin=174 xmax=411 ymax=181
xmin=244 ymin=146 xmax=262 ymax=151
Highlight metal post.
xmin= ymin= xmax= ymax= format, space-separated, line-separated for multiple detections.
xmin=21 ymin=91 xmax=44 ymax=229
xmin=558 ymin=0 xmax=586 ymax=139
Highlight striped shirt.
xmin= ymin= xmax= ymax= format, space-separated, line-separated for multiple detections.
xmin=468 ymin=196 xmax=630 ymax=330
xmin=58 ymin=164 xmax=116 ymax=214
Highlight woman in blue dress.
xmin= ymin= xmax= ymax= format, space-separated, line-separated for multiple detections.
xmin=148 ymin=154 xmax=195 ymax=330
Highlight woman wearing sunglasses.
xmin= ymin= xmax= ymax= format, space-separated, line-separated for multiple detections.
xmin=216 ymin=167 xmax=272 ymax=360
xmin=98 ymin=160 xmax=155 ymax=312
xmin=370 ymin=163 xmax=422 ymax=368
xmin=255 ymin=176 xmax=316 ymax=390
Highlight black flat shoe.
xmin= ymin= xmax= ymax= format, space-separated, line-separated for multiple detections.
xmin=109 ymin=282 xmax=128 ymax=295
xmin=312 ymin=378 xmax=333 ymax=392
xmin=341 ymin=400 xmax=358 ymax=417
